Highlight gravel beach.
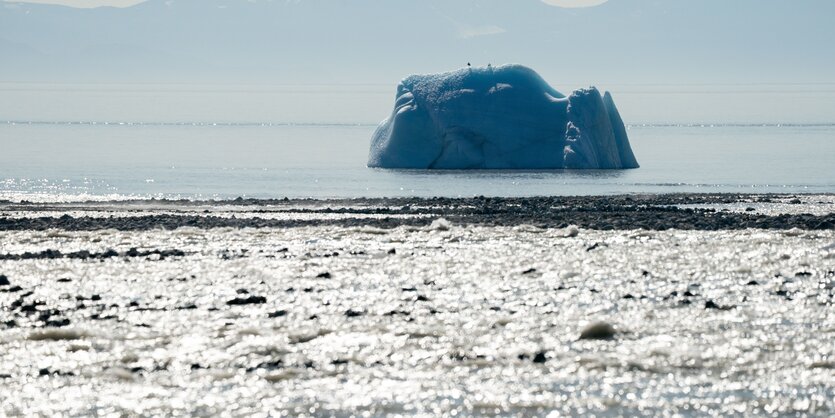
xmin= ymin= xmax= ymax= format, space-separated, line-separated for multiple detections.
xmin=1 ymin=194 xmax=834 ymax=416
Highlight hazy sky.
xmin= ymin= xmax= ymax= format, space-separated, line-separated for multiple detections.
xmin=3 ymin=0 xmax=145 ymax=7
xmin=6 ymin=0 xmax=609 ymax=8
xmin=2 ymin=0 xmax=834 ymax=124
xmin=3 ymin=0 xmax=833 ymax=85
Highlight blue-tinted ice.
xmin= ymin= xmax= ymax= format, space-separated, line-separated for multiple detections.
xmin=369 ymin=64 xmax=639 ymax=169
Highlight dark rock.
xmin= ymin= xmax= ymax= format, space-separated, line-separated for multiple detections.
xmin=746 ymin=280 xmax=760 ymax=286
xmin=316 ymin=272 xmax=332 ymax=279
xmin=345 ymin=309 xmax=364 ymax=317
xmin=176 ymin=304 xmax=197 ymax=310
xmin=19 ymin=301 xmax=44 ymax=313
xmin=0 ymin=275 xmax=9 ymax=286
xmin=37 ymin=368 xmax=74 ymax=377
xmin=101 ymin=249 xmax=119 ymax=258
xmin=37 ymin=310 xmax=55 ymax=321
xmin=521 ymin=268 xmax=537 ymax=275
xmin=226 ymin=296 xmax=267 ymax=305
xmin=586 ymin=243 xmax=601 ymax=251
xmin=705 ymin=300 xmax=735 ymax=310
xmin=622 ymin=294 xmax=635 ymax=299
xmin=795 ymin=271 xmax=812 ymax=278
xmin=56 ymin=278 xmax=72 ymax=283
xmin=401 ymin=286 xmax=417 ymax=292
xmin=579 ymin=321 xmax=617 ymax=340
xmin=416 ymin=295 xmax=431 ymax=302
xmin=532 ymin=351 xmax=547 ymax=363
xmin=268 ymin=310 xmax=288 ymax=318
xmin=246 ymin=360 xmax=283 ymax=372
xmin=387 ymin=248 xmax=397 ymax=255
xmin=1 ymin=285 xmax=22 ymax=293
xmin=236 ymin=288 xmax=249 ymax=294
xmin=91 ymin=295 xmax=102 ymax=301
xmin=383 ymin=310 xmax=410 ymax=316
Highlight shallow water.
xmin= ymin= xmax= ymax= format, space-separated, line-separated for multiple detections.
xmin=1 ymin=206 xmax=834 ymax=416
xmin=3 ymin=82 xmax=835 ymax=201
xmin=1 ymin=123 xmax=835 ymax=201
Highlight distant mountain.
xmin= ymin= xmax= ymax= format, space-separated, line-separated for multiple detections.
xmin=2 ymin=0 xmax=834 ymax=84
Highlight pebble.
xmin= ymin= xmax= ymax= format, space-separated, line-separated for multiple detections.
xmin=28 ymin=328 xmax=85 ymax=341
xmin=579 ymin=321 xmax=617 ymax=340
xmin=705 ymin=300 xmax=721 ymax=309
xmin=226 ymin=296 xmax=267 ymax=305
xmin=345 ymin=309 xmax=364 ymax=317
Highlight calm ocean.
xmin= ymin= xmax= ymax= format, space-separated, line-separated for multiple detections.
xmin=2 ymin=83 xmax=834 ymax=200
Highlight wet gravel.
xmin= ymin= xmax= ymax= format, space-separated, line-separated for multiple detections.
xmin=0 ymin=194 xmax=834 ymax=231
xmin=1 ymin=195 xmax=833 ymax=416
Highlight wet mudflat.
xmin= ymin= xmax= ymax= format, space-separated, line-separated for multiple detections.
xmin=1 ymin=195 xmax=834 ymax=416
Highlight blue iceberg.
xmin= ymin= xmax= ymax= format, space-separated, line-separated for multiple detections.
xmin=368 ymin=64 xmax=638 ymax=169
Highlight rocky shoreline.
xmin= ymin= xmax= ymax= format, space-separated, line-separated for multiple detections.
xmin=1 ymin=193 xmax=833 ymax=231
xmin=1 ymin=194 xmax=834 ymax=415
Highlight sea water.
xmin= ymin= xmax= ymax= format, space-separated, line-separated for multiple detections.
xmin=1 ymin=83 xmax=834 ymax=201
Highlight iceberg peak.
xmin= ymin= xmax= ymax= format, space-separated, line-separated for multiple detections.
xmin=368 ymin=64 xmax=638 ymax=170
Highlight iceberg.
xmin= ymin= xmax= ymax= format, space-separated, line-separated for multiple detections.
xmin=368 ymin=64 xmax=638 ymax=169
